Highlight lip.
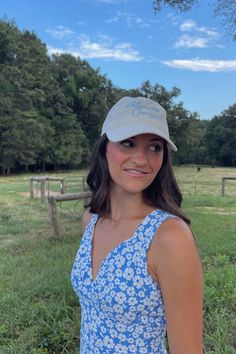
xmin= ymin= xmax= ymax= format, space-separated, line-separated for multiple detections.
xmin=124 ymin=168 xmax=149 ymax=176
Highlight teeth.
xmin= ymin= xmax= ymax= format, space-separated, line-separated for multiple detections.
xmin=126 ymin=169 xmax=145 ymax=174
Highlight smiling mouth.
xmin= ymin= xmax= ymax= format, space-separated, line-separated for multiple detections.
xmin=124 ymin=169 xmax=148 ymax=175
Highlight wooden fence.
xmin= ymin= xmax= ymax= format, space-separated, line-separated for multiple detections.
xmin=30 ymin=176 xmax=65 ymax=203
xmin=221 ymin=177 xmax=236 ymax=196
xmin=48 ymin=191 xmax=92 ymax=240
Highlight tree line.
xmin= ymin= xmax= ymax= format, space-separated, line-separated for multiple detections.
xmin=0 ymin=19 xmax=235 ymax=175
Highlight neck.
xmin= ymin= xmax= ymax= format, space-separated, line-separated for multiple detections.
xmin=108 ymin=186 xmax=153 ymax=222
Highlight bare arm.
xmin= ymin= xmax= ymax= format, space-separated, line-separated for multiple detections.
xmin=151 ymin=218 xmax=203 ymax=354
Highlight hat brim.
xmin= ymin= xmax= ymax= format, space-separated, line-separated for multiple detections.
xmin=105 ymin=124 xmax=177 ymax=152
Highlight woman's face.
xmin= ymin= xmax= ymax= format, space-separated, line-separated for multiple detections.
xmin=106 ymin=133 xmax=164 ymax=195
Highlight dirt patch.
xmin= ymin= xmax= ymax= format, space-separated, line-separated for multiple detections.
xmin=197 ymin=206 xmax=236 ymax=215
xmin=199 ymin=207 xmax=226 ymax=211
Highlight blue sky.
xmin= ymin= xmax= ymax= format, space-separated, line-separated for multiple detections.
xmin=1 ymin=0 xmax=235 ymax=119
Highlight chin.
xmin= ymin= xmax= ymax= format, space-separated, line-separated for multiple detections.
xmin=120 ymin=181 xmax=153 ymax=195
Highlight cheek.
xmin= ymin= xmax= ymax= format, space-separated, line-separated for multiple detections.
xmin=150 ymin=153 xmax=164 ymax=174
xmin=106 ymin=143 xmax=125 ymax=173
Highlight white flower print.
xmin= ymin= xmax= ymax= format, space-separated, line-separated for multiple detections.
xmin=100 ymin=325 xmax=106 ymax=334
xmin=71 ymin=210 xmax=174 ymax=354
xmin=127 ymin=287 xmax=135 ymax=297
xmin=109 ymin=328 xmax=118 ymax=338
xmin=118 ymin=333 xmax=127 ymax=342
xmin=107 ymin=272 xmax=115 ymax=282
xmin=104 ymin=335 xmax=114 ymax=349
xmin=126 ymin=252 xmax=132 ymax=260
xmin=115 ymin=268 xmax=123 ymax=277
xmin=133 ymin=275 xmax=144 ymax=288
xmin=129 ymin=344 xmax=137 ymax=352
xmin=123 ymin=267 xmax=134 ymax=280
xmin=115 ymin=292 xmax=127 ymax=304
xmin=116 ymin=343 xmax=128 ymax=353
xmin=113 ymin=303 xmax=124 ymax=314
xmin=127 ymin=296 xmax=138 ymax=306
xmin=116 ymin=322 xmax=127 ymax=333
xmin=119 ymin=282 xmax=127 ymax=292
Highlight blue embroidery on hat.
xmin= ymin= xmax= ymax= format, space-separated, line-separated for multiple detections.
xmin=126 ymin=101 xmax=163 ymax=120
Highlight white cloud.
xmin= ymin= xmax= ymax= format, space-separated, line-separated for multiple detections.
xmin=106 ymin=12 xmax=150 ymax=28
xmin=106 ymin=16 xmax=119 ymax=23
xmin=162 ymin=59 xmax=236 ymax=72
xmin=175 ymin=19 xmax=219 ymax=48
xmin=47 ymin=34 xmax=142 ymax=62
xmin=180 ymin=20 xmax=218 ymax=37
xmin=180 ymin=19 xmax=196 ymax=31
xmin=46 ymin=26 xmax=75 ymax=39
xmin=47 ymin=45 xmax=66 ymax=56
xmin=175 ymin=35 xmax=210 ymax=48
xmin=197 ymin=26 xmax=218 ymax=37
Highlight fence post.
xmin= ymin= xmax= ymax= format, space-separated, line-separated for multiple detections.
xmin=40 ymin=178 xmax=46 ymax=203
xmin=30 ymin=177 xmax=34 ymax=198
xmin=194 ymin=176 xmax=197 ymax=195
xmin=61 ymin=178 xmax=65 ymax=194
xmin=48 ymin=196 xmax=61 ymax=239
xmin=221 ymin=178 xmax=225 ymax=196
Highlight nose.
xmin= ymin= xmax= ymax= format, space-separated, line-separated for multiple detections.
xmin=131 ymin=147 xmax=148 ymax=166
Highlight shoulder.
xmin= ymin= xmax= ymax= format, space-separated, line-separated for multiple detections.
xmin=157 ymin=216 xmax=195 ymax=248
xmin=149 ymin=217 xmax=202 ymax=282
xmin=82 ymin=208 xmax=93 ymax=230
xmin=155 ymin=217 xmax=198 ymax=262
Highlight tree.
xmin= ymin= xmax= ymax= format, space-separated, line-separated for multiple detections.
xmin=205 ymin=104 xmax=236 ymax=166
xmin=0 ymin=19 xmax=89 ymax=174
xmin=153 ymin=0 xmax=236 ymax=40
xmin=51 ymin=54 xmax=111 ymax=147
xmin=40 ymin=84 xmax=89 ymax=171
xmin=0 ymin=19 xmax=54 ymax=174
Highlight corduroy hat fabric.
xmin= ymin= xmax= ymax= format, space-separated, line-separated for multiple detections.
xmin=101 ymin=96 xmax=177 ymax=151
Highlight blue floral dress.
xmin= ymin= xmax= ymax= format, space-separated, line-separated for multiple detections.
xmin=71 ymin=209 xmax=175 ymax=353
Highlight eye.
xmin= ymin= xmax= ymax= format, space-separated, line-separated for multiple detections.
xmin=120 ymin=139 xmax=134 ymax=148
xmin=149 ymin=144 xmax=162 ymax=152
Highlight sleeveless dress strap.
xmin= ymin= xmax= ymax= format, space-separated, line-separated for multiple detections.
xmin=81 ymin=213 xmax=99 ymax=243
xmin=137 ymin=209 xmax=176 ymax=252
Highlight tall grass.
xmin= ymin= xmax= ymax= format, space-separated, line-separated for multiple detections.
xmin=0 ymin=168 xmax=235 ymax=353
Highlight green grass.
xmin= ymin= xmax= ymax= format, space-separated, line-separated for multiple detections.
xmin=0 ymin=168 xmax=236 ymax=353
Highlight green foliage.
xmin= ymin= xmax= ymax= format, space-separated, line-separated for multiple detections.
xmin=153 ymin=0 xmax=198 ymax=12
xmin=205 ymin=104 xmax=236 ymax=166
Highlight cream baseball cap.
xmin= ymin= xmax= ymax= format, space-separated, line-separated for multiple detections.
xmin=101 ymin=96 xmax=177 ymax=151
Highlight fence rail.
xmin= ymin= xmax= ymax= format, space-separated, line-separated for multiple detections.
xmin=29 ymin=176 xmax=65 ymax=203
xmin=221 ymin=177 xmax=236 ymax=196
xmin=48 ymin=191 xmax=92 ymax=239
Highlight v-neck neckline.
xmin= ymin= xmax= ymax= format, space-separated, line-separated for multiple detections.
xmin=89 ymin=209 xmax=158 ymax=284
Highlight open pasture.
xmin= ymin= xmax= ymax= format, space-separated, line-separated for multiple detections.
xmin=0 ymin=166 xmax=235 ymax=353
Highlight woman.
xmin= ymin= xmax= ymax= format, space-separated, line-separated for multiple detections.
xmin=71 ymin=96 xmax=203 ymax=354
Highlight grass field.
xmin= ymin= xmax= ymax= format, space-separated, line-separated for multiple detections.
xmin=0 ymin=166 xmax=236 ymax=353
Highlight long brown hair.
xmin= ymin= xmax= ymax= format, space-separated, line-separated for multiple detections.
xmin=86 ymin=134 xmax=190 ymax=224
